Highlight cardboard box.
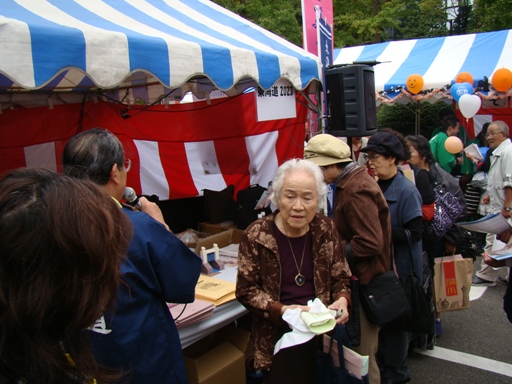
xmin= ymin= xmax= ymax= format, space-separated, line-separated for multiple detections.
xmin=198 ymin=222 xmax=238 ymax=236
xmin=183 ymin=325 xmax=250 ymax=384
xmin=195 ymin=228 xmax=244 ymax=254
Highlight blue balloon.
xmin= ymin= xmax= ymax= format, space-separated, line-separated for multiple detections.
xmin=450 ymin=82 xmax=474 ymax=102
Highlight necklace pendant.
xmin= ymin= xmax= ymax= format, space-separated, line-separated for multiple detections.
xmin=295 ymin=274 xmax=305 ymax=286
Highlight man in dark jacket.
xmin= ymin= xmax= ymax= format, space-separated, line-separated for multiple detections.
xmin=63 ymin=128 xmax=202 ymax=384
xmin=305 ymin=134 xmax=392 ymax=384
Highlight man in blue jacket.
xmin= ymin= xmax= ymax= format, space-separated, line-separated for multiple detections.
xmin=63 ymin=128 xmax=202 ymax=383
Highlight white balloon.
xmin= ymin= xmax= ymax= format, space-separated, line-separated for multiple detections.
xmin=458 ymin=94 xmax=481 ymax=119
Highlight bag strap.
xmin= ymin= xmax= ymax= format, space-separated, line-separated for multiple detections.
xmin=344 ymin=244 xmax=357 ymax=277
xmin=333 ymin=324 xmax=350 ymax=365
xmin=389 ymin=241 xmax=398 ymax=273
xmin=404 ymin=229 xmax=420 ymax=277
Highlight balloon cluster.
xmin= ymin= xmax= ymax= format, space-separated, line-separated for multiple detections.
xmin=449 ymin=73 xmax=481 ymax=119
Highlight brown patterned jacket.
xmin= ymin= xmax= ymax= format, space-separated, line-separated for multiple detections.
xmin=236 ymin=212 xmax=352 ymax=370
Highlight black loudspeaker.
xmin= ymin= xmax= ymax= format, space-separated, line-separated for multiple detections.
xmin=325 ymin=65 xmax=377 ymax=137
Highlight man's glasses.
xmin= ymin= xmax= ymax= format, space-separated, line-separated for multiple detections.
xmin=485 ymin=131 xmax=502 ymax=138
xmin=124 ymin=159 xmax=132 ymax=172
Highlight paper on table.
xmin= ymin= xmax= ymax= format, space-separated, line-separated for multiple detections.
xmin=194 ymin=274 xmax=236 ymax=306
xmin=463 ymin=143 xmax=484 ymax=161
xmin=218 ymin=243 xmax=239 ymax=266
xmin=458 ymin=213 xmax=512 ymax=234
xmin=168 ymin=299 xmax=215 ymax=328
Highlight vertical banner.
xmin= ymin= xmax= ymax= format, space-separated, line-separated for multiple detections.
xmin=301 ymin=0 xmax=333 ymax=55
xmin=316 ymin=9 xmax=333 ymax=131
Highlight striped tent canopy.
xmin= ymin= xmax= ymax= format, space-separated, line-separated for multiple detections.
xmin=0 ymin=0 xmax=322 ymax=107
xmin=333 ymin=29 xmax=512 ymax=105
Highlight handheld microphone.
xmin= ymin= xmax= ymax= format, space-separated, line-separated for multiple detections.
xmin=123 ymin=187 xmax=142 ymax=210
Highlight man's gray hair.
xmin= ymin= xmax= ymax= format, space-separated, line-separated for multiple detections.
xmin=490 ymin=121 xmax=510 ymax=137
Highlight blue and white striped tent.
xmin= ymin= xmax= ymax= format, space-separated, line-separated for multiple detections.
xmin=333 ymin=29 xmax=512 ymax=103
xmin=0 ymin=0 xmax=321 ymax=101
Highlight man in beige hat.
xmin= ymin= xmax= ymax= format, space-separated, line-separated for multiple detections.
xmin=305 ymin=133 xmax=391 ymax=384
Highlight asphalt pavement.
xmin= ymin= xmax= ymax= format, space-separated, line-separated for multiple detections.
xmin=408 ymin=256 xmax=512 ymax=384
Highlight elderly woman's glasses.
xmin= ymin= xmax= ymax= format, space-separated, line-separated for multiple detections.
xmin=123 ymin=159 xmax=132 ymax=172
xmin=367 ymin=153 xmax=382 ymax=160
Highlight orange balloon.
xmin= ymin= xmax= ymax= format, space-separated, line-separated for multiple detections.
xmin=444 ymin=136 xmax=463 ymax=154
xmin=491 ymin=68 xmax=512 ymax=92
xmin=406 ymin=74 xmax=424 ymax=94
xmin=455 ymin=72 xmax=474 ymax=85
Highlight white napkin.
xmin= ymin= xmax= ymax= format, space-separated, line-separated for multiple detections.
xmin=273 ymin=298 xmax=337 ymax=355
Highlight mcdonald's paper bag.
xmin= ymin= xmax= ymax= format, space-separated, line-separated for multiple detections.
xmin=433 ymin=255 xmax=473 ymax=313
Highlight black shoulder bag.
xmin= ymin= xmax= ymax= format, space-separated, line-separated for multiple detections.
xmin=359 ymin=245 xmax=410 ymax=327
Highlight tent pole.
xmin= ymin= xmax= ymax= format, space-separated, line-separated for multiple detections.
xmin=415 ymin=100 xmax=420 ymax=135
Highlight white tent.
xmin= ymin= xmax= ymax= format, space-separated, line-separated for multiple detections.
xmin=0 ymin=0 xmax=322 ymax=108
xmin=334 ymin=29 xmax=512 ymax=105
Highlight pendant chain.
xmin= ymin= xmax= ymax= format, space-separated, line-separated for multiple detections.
xmin=283 ymin=227 xmax=308 ymax=286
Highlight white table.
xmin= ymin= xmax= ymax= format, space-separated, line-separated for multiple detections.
xmin=178 ymin=299 xmax=248 ymax=348
xmin=178 ymin=266 xmax=249 ymax=349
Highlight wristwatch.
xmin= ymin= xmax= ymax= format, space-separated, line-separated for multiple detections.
xmin=505 ymin=206 xmax=512 ymax=212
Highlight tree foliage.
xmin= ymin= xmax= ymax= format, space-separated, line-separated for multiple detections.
xmin=332 ymin=0 xmax=449 ymax=47
xmin=377 ymin=101 xmax=453 ymax=139
xmin=470 ymin=0 xmax=512 ymax=32
xmin=212 ymin=0 xmax=303 ymax=46
xmin=212 ymin=0 xmax=509 ymax=48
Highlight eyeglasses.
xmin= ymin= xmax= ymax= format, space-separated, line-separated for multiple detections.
xmin=367 ymin=153 xmax=382 ymax=160
xmin=485 ymin=131 xmax=502 ymax=138
xmin=123 ymin=159 xmax=132 ymax=172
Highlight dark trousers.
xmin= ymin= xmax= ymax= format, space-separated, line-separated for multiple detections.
xmin=262 ymin=333 xmax=319 ymax=384
xmin=377 ymin=326 xmax=410 ymax=383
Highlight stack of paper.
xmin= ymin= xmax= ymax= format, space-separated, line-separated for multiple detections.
xmin=218 ymin=243 xmax=239 ymax=266
xmin=195 ymin=274 xmax=237 ymax=306
xmin=458 ymin=213 xmax=512 ymax=234
xmin=463 ymin=143 xmax=484 ymax=161
xmin=168 ymin=299 xmax=215 ymax=328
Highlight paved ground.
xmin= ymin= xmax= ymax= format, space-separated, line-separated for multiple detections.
xmin=408 ymin=256 xmax=511 ymax=384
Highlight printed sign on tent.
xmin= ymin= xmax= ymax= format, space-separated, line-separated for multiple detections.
xmin=255 ymin=79 xmax=297 ymax=122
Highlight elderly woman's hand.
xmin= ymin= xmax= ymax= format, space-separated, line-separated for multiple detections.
xmin=280 ymin=304 xmax=310 ymax=316
xmin=328 ymin=297 xmax=349 ymax=325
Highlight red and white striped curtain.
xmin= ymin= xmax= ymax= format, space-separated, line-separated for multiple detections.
xmin=0 ymin=93 xmax=307 ymax=200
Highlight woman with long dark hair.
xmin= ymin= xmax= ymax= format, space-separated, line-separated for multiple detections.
xmin=0 ymin=168 xmax=132 ymax=383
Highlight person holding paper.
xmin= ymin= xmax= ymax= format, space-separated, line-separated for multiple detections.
xmin=236 ymin=159 xmax=352 ymax=384
xmin=473 ymin=121 xmax=512 ymax=287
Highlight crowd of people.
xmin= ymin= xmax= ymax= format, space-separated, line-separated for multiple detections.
xmin=1 ymin=117 xmax=511 ymax=384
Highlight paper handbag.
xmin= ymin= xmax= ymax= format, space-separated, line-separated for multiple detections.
xmin=433 ymin=255 xmax=472 ymax=313
xmin=316 ymin=325 xmax=369 ymax=384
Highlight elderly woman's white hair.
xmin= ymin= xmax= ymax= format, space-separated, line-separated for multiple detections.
xmin=270 ymin=158 xmax=326 ymax=212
